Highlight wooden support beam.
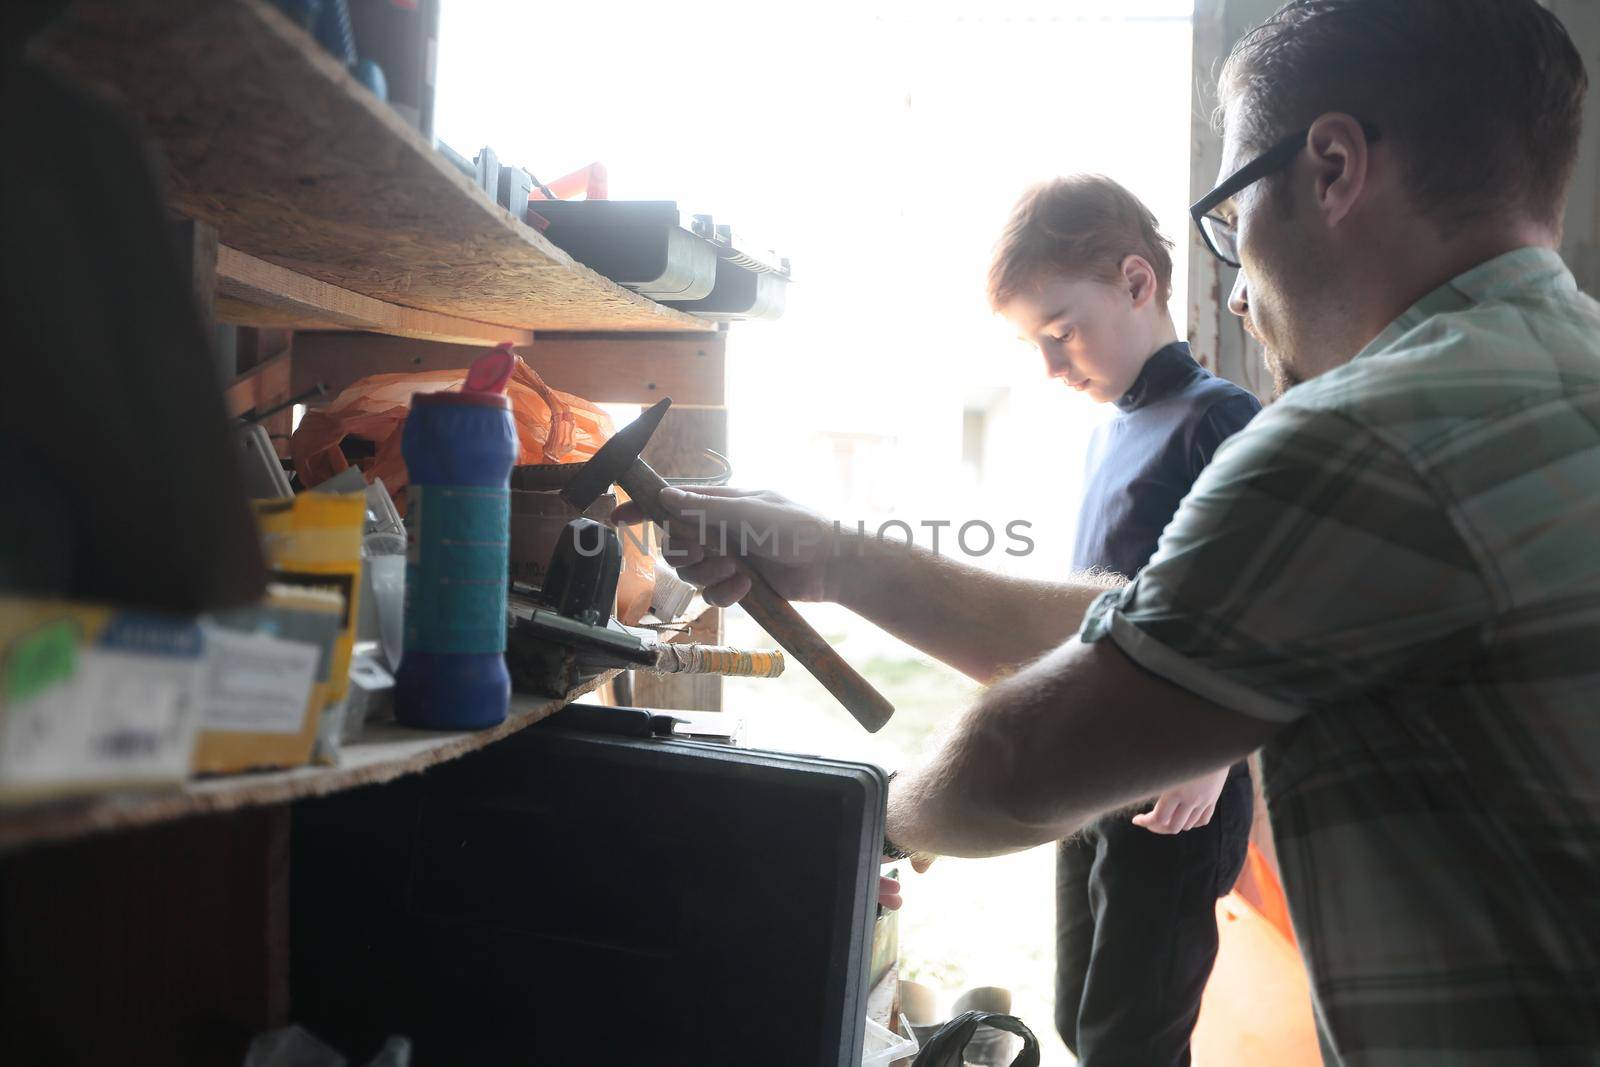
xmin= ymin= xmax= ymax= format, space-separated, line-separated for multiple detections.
xmin=287 ymin=330 xmax=727 ymax=405
xmin=171 ymin=217 xmax=218 ymax=334
xmin=531 ymin=331 xmax=727 ymax=406
xmin=223 ymin=349 xmax=293 ymax=418
xmin=172 ymin=217 xmax=230 ymax=383
xmin=235 ymin=327 xmax=293 ymax=376
xmin=216 ymin=245 xmax=534 ymax=347
xmin=1189 ymin=0 xmax=1280 ymax=401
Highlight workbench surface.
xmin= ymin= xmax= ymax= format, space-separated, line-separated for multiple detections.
xmin=0 ymin=670 xmax=619 ymax=856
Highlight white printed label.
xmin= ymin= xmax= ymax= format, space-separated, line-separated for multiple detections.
xmin=201 ymin=629 xmax=321 ymax=735
xmin=1 ymin=649 xmax=196 ymax=786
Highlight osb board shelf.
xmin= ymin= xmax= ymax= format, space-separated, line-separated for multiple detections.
xmin=36 ymin=0 xmax=707 ymax=334
xmin=216 ymin=244 xmax=537 ymax=346
xmin=0 ymin=670 xmax=618 ymax=857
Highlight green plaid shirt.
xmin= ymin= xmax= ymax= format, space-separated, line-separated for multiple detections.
xmin=1081 ymin=248 xmax=1600 ymax=1065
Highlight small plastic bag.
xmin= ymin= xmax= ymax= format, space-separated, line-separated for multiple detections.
xmin=912 ymin=1011 xmax=1039 ymax=1067
xmin=289 ymin=355 xmax=656 ymax=623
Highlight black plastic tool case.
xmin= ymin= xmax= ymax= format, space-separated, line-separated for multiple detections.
xmin=291 ymin=717 xmax=887 ymax=1065
xmin=530 ymin=200 xmax=718 ymax=301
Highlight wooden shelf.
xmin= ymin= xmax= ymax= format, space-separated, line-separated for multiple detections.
xmin=0 ymin=670 xmax=618 ymax=856
xmin=36 ymin=0 xmax=707 ymax=334
xmin=216 ymin=245 xmax=535 ymax=346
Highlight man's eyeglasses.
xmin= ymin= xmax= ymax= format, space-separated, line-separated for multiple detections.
xmin=1189 ymin=121 xmax=1381 ymax=268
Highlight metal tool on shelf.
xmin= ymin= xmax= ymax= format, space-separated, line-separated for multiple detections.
xmin=506 ymin=517 xmax=784 ymax=697
xmin=507 ymin=516 xmax=644 ymax=696
xmin=531 ymin=200 xmax=718 ymax=301
xmin=531 ymin=201 xmax=790 ymax=319
xmin=560 ymin=398 xmax=895 ymax=733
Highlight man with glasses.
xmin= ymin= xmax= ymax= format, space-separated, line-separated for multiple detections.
xmin=627 ymin=1 xmax=1598 ymax=1059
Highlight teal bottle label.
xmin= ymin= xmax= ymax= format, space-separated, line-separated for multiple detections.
xmin=405 ymin=484 xmax=510 ymax=654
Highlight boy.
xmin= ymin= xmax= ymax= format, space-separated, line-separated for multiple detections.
xmin=988 ymin=175 xmax=1259 ymax=1066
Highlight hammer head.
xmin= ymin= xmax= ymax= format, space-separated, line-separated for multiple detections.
xmin=560 ymin=397 xmax=672 ymax=511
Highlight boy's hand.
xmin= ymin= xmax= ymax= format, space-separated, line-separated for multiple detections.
xmin=611 ymin=486 xmax=838 ymax=606
xmin=876 ymin=854 xmax=937 ymax=911
xmin=1131 ymin=767 xmax=1231 ymax=835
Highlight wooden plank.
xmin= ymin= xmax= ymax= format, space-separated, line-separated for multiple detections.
xmin=0 ymin=806 xmax=289 ymax=1066
xmin=235 ymin=326 xmax=292 ymax=375
xmin=0 ymin=672 xmax=618 ymax=857
xmin=288 ymin=330 xmax=727 ymax=405
xmin=639 ymin=404 xmax=731 ymax=478
xmin=171 ymin=216 xmax=218 ymax=334
xmin=217 ymin=245 xmax=535 ymax=346
xmin=223 ymin=348 xmax=293 ymax=417
xmin=38 ymin=0 xmax=708 ymax=332
xmin=1188 ymin=0 xmax=1280 ymax=401
xmin=532 ymin=331 xmax=728 ymax=406
xmin=172 ymin=216 xmax=233 ymax=382
xmin=866 ymin=962 xmax=899 ymax=1033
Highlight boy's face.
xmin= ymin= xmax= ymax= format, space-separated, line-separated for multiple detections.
xmin=1002 ymin=275 xmax=1155 ymax=404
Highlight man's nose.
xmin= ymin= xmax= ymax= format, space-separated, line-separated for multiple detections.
xmin=1040 ymin=344 xmax=1071 ymax=378
xmin=1227 ymin=271 xmax=1250 ymax=319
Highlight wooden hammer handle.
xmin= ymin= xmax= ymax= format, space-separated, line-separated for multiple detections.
xmin=620 ymin=465 xmax=893 ymax=731
xmin=734 ymin=564 xmax=896 ymax=732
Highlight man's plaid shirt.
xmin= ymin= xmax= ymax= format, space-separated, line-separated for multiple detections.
xmin=1081 ymin=248 xmax=1600 ymax=1064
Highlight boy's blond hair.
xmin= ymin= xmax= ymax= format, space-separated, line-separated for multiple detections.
xmin=987 ymin=175 xmax=1175 ymax=311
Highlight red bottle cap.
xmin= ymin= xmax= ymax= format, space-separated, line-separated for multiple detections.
xmin=411 ymin=342 xmax=517 ymax=409
xmin=465 ymin=342 xmax=517 ymax=396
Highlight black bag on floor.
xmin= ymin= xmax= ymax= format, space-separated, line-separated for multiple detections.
xmin=912 ymin=1010 xmax=1041 ymax=1067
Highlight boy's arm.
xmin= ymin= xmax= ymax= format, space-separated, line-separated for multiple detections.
xmin=1133 ymin=765 xmax=1233 ymax=834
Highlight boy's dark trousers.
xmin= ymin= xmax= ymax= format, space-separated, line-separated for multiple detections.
xmin=1055 ymin=761 xmax=1253 ymax=1066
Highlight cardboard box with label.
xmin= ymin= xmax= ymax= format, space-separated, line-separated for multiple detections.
xmin=0 ymin=598 xmax=206 ymax=803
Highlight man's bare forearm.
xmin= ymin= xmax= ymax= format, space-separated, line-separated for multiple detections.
xmin=823 ymin=533 xmax=1120 ymax=682
xmin=887 ymin=638 xmax=1276 ymax=857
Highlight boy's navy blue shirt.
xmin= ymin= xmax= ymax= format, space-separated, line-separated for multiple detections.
xmin=1072 ymin=341 xmax=1262 ymax=579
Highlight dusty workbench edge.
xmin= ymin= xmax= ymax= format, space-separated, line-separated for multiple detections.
xmin=0 ymin=670 xmax=620 ymax=857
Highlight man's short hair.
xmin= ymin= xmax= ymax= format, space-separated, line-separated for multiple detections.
xmin=1219 ymin=0 xmax=1587 ymax=233
xmin=987 ymin=175 xmax=1175 ymax=312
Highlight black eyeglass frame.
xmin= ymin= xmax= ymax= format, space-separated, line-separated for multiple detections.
xmin=1189 ymin=120 xmax=1382 ymax=268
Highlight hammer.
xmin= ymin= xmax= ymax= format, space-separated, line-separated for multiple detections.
xmin=562 ymin=398 xmax=895 ymax=732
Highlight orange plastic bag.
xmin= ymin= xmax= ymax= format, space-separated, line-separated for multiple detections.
xmin=290 ymin=354 xmax=610 ymax=509
xmin=289 ymin=353 xmax=657 ymax=624
xmin=1191 ymin=843 xmax=1320 ymax=1065
xmin=1192 ymin=894 xmax=1320 ymax=1065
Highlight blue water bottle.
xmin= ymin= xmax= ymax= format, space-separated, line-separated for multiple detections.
xmin=395 ymin=345 xmax=518 ymax=730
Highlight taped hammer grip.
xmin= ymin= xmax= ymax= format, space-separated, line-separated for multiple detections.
xmin=734 ymin=565 xmax=896 ymax=733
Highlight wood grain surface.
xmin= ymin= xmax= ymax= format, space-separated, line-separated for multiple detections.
xmin=37 ymin=0 xmax=708 ymax=332
xmin=217 ymin=245 xmax=535 ymax=345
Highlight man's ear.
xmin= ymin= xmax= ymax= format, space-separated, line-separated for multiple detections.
xmin=1121 ymin=255 xmax=1160 ymax=309
xmin=1305 ymin=112 xmax=1370 ymax=230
